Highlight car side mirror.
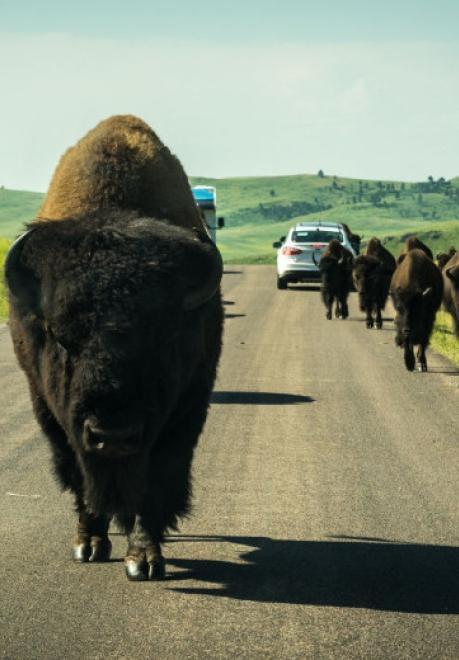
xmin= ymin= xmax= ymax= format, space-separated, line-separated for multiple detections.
xmin=218 ymin=217 xmax=225 ymax=229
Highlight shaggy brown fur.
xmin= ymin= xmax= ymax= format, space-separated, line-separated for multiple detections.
xmin=398 ymin=236 xmax=433 ymax=264
xmin=38 ymin=114 xmax=205 ymax=236
xmin=390 ymin=249 xmax=443 ymax=371
xmin=442 ymin=251 xmax=459 ymax=337
xmin=319 ymin=239 xmax=354 ymax=320
xmin=6 ymin=116 xmax=223 ymax=582
xmin=437 ymin=247 xmax=457 ymax=270
xmin=365 ymin=237 xmax=396 ymax=274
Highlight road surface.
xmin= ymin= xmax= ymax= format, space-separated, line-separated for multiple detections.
xmin=1 ymin=265 xmax=458 ymax=659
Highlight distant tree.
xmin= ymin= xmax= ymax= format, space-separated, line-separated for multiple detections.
xmin=417 ymin=193 xmax=423 ymax=204
xmin=401 ymin=182 xmax=406 ymax=191
xmin=395 ymin=190 xmax=401 ymax=199
xmin=428 ymin=175 xmax=434 ymax=184
xmin=270 ymin=189 xmax=276 ymax=197
xmin=317 ymin=169 xmax=325 ymax=178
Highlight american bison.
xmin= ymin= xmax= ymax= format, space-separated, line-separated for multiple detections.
xmin=390 ymin=249 xmax=443 ymax=371
xmin=398 ymin=236 xmax=433 ymax=263
xmin=352 ymin=238 xmax=396 ymax=329
xmin=342 ymin=223 xmax=361 ymax=255
xmin=5 ymin=115 xmax=223 ymax=581
xmin=436 ymin=247 xmax=457 ymax=271
xmin=442 ymin=251 xmax=459 ymax=337
xmin=319 ymin=239 xmax=354 ymax=320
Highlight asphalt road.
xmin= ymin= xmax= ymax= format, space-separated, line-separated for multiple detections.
xmin=1 ymin=265 xmax=458 ymax=659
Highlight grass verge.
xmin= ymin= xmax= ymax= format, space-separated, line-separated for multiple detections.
xmin=431 ymin=311 xmax=459 ymax=366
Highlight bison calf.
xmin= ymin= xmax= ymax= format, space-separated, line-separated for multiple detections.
xmin=390 ymin=249 xmax=443 ymax=371
xmin=319 ymin=239 xmax=353 ymax=320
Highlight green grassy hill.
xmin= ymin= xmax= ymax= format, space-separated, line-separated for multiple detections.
xmin=1 ymin=174 xmax=459 ymax=259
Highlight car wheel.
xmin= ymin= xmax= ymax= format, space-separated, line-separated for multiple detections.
xmin=277 ymin=276 xmax=288 ymax=290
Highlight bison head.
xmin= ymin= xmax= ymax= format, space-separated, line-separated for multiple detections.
xmin=5 ymin=212 xmax=222 ymax=514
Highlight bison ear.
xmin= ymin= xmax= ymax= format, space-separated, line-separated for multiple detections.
xmin=183 ymin=239 xmax=223 ymax=311
xmin=4 ymin=230 xmax=41 ymax=312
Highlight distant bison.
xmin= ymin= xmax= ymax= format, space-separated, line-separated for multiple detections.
xmin=398 ymin=236 xmax=433 ymax=263
xmin=319 ymin=239 xmax=354 ymax=320
xmin=5 ymin=115 xmax=223 ymax=581
xmin=442 ymin=252 xmax=459 ymax=337
xmin=436 ymin=247 xmax=457 ymax=271
xmin=342 ymin=223 xmax=361 ymax=255
xmin=352 ymin=238 xmax=396 ymax=329
xmin=390 ymin=249 xmax=443 ymax=371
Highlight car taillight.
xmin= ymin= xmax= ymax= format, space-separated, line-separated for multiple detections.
xmin=282 ymin=246 xmax=303 ymax=256
xmin=312 ymin=243 xmax=327 ymax=249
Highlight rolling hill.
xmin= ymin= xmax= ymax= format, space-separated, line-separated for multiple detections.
xmin=1 ymin=174 xmax=459 ymax=262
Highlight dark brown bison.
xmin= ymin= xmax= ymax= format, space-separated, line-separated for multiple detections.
xmin=342 ymin=223 xmax=361 ymax=254
xmin=5 ymin=115 xmax=223 ymax=581
xmin=436 ymin=247 xmax=457 ymax=271
xmin=352 ymin=238 xmax=396 ymax=329
xmin=398 ymin=236 xmax=433 ymax=264
xmin=442 ymin=252 xmax=459 ymax=337
xmin=319 ymin=239 xmax=354 ymax=320
xmin=390 ymin=249 xmax=443 ymax=371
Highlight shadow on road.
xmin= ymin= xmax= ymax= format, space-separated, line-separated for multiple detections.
xmin=287 ymin=285 xmax=321 ymax=292
xmin=165 ymin=535 xmax=458 ymax=614
xmin=211 ymin=392 xmax=314 ymax=405
xmin=223 ymin=270 xmax=242 ymax=275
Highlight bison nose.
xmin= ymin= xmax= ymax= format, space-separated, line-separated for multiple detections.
xmin=83 ymin=418 xmax=143 ymax=456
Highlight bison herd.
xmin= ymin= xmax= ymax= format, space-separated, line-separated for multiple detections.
xmin=3 ymin=114 xmax=459 ymax=583
xmin=319 ymin=231 xmax=458 ymax=373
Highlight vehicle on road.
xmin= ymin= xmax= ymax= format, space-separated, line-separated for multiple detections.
xmin=273 ymin=221 xmax=357 ymax=289
xmin=192 ymin=185 xmax=225 ymax=243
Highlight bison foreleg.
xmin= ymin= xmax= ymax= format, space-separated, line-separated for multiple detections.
xmin=375 ymin=305 xmax=383 ymax=329
xmin=73 ymin=495 xmax=111 ymax=562
xmin=404 ymin=340 xmax=415 ymax=371
xmin=365 ymin=303 xmax=374 ymax=328
xmin=417 ymin=344 xmax=428 ymax=372
xmin=125 ymin=516 xmax=165 ymax=581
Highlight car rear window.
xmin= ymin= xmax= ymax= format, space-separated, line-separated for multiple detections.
xmin=292 ymin=230 xmax=343 ymax=243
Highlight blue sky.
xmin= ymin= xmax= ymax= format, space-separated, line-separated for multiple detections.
xmin=1 ymin=1 xmax=458 ymax=190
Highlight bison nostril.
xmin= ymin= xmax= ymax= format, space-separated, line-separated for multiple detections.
xmin=83 ymin=419 xmax=142 ymax=455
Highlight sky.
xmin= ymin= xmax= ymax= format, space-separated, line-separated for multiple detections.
xmin=1 ymin=0 xmax=459 ymax=191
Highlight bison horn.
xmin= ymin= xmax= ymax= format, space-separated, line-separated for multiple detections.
xmin=183 ymin=241 xmax=223 ymax=311
xmin=4 ymin=229 xmax=37 ymax=300
xmin=422 ymin=287 xmax=433 ymax=297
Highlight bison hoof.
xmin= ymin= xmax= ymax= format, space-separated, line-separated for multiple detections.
xmin=89 ymin=538 xmax=112 ymax=562
xmin=125 ymin=557 xmax=166 ymax=581
xmin=148 ymin=558 xmax=166 ymax=581
xmin=376 ymin=322 xmax=383 ymax=329
xmin=73 ymin=538 xmax=112 ymax=563
xmin=418 ymin=364 xmax=428 ymax=372
xmin=125 ymin=558 xmax=149 ymax=581
xmin=73 ymin=543 xmax=91 ymax=563
xmin=326 ymin=312 xmax=332 ymax=320
xmin=366 ymin=320 xmax=373 ymax=328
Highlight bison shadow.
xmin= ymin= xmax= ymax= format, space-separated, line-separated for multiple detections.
xmin=225 ymin=313 xmax=246 ymax=319
xmin=165 ymin=535 xmax=458 ymax=614
xmin=223 ymin=270 xmax=242 ymax=275
xmin=211 ymin=392 xmax=314 ymax=405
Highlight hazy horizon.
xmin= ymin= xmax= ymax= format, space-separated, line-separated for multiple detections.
xmin=1 ymin=1 xmax=458 ymax=191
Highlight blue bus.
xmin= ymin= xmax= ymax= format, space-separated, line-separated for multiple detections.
xmin=192 ymin=185 xmax=224 ymax=243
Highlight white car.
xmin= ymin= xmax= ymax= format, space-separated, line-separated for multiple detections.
xmin=273 ymin=222 xmax=357 ymax=289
